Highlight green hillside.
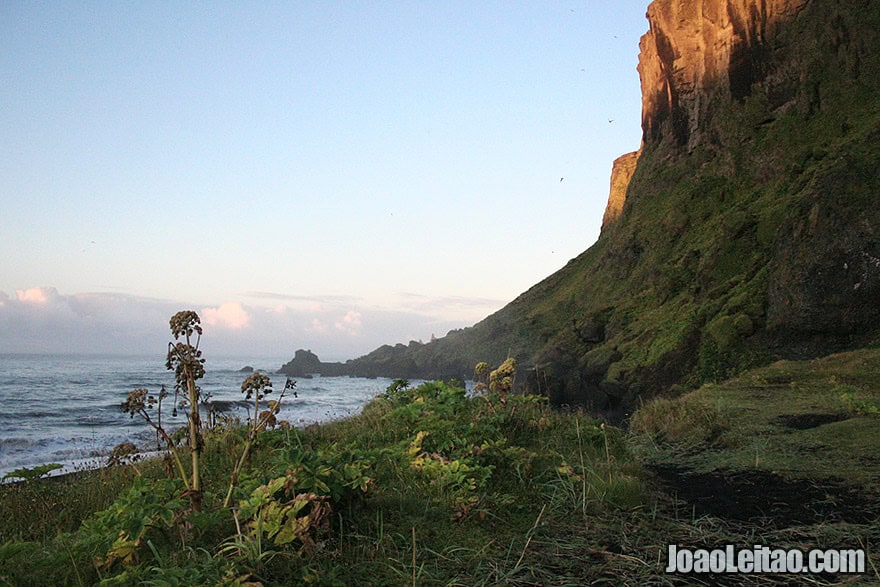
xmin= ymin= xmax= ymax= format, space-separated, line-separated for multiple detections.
xmin=336 ymin=0 xmax=880 ymax=416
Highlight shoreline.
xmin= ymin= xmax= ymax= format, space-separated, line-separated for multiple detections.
xmin=0 ymin=365 xmax=398 ymax=481
xmin=1 ymin=449 xmax=166 ymax=486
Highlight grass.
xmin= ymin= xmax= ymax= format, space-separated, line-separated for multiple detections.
xmin=0 ymin=380 xmax=654 ymax=585
xmin=631 ymin=347 xmax=880 ymax=484
xmin=624 ymin=348 xmax=880 ymax=585
xmin=0 ymin=459 xmax=167 ymax=543
xmin=629 ymin=394 xmax=730 ymax=448
xmin=3 ymin=357 xmax=880 ymax=585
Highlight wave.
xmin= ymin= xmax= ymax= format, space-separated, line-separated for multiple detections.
xmin=207 ymin=399 xmax=251 ymax=412
xmin=0 ymin=437 xmax=46 ymax=450
xmin=0 ymin=355 xmax=387 ymax=476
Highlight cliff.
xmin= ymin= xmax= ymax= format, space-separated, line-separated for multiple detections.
xmin=638 ymin=0 xmax=810 ymax=148
xmin=283 ymin=0 xmax=880 ymax=415
xmin=601 ymin=150 xmax=642 ymax=230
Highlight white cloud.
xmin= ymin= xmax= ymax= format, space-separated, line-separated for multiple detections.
xmin=307 ymin=318 xmax=328 ymax=333
xmin=202 ymin=302 xmax=251 ymax=330
xmin=392 ymin=292 xmax=506 ymax=322
xmin=0 ymin=287 xmax=173 ymax=354
xmin=245 ymin=291 xmax=361 ymax=305
xmin=16 ymin=286 xmax=58 ymax=304
xmin=334 ymin=310 xmax=362 ymax=336
xmin=0 ymin=286 xmax=487 ymax=360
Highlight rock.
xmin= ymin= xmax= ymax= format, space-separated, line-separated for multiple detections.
xmin=602 ymin=150 xmax=642 ymax=230
xmin=767 ymin=152 xmax=880 ymax=334
xmin=239 ymin=365 xmax=254 ymax=373
xmin=279 ymin=349 xmax=324 ymax=377
xmin=638 ymin=0 xmax=809 ymax=148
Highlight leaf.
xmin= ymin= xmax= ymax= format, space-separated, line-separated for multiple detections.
xmin=101 ymin=531 xmax=141 ymax=569
xmin=266 ymin=476 xmax=287 ymax=495
xmin=259 ymin=501 xmax=287 ymax=539
xmin=2 ymin=462 xmax=62 ymax=482
xmin=273 ymin=513 xmax=312 ymax=546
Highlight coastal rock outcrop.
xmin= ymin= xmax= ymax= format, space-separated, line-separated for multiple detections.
xmin=279 ymin=349 xmax=326 ymax=377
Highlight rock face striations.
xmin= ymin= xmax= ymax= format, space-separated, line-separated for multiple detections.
xmin=606 ymin=0 xmax=822 ymax=224
xmin=618 ymin=0 xmax=880 ymax=335
xmin=638 ymin=0 xmax=809 ymax=148
xmin=284 ymin=0 xmax=880 ymax=416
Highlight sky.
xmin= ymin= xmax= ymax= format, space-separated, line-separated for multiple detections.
xmin=1 ymin=1 xmax=648 ymax=361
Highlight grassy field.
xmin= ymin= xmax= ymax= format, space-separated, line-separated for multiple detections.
xmin=1 ymin=351 xmax=879 ymax=585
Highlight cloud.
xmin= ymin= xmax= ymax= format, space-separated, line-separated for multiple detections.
xmin=334 ymin=310 xmax=362 ymax=336
xmin=307 ymin=318 xmax=328 ymax=333
xmin=16 ymin=286 xmax=58 ymax=304
xmin=392 ymin=292 xmax=506 ymax=321
xmin=202 ymin=302 xmax=251 ymax=330
xmin=0 ymin=287 xmax=174 ymax=354
xmin=244 ymin=291 xmax=361 ymax=305
xmin=0 ymin=286 xmax=491 ymax=360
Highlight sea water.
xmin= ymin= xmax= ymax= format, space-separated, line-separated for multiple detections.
xmin=0 ymin=353 xmax=397 ymax=478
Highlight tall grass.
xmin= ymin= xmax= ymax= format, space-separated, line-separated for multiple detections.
xmin=0 ymin=458 xmax=166 ymax=543
xmin=629 ymin=394 xmax=729 ymax=446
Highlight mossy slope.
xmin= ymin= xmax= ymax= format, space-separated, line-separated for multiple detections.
xmin=343 ymin=0 xmax=880 ymax=414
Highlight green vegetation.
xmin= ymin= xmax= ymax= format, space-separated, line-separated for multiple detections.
xmin=632 ymin=348 xmax=880 ymax=485
xmin=0 ymin=355 xmax=646 ymax=585
xmin=222 ymin=373 xmax=293 ymax=509
xmin=3 ymin=347 xmax=880 ymax=584
xmin=122 ymin=311 xmax=211 ymax=512
xmin=166 ymin=310 xmax=208 ymax=510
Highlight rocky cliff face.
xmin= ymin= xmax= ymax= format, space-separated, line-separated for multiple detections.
xmin=593 ymin=0 xmax=880 ymax=402
xmin=603 ymin=0 xmax=812 ymax=227
xmin=623 ymin=0 xmax=880 ymax=336
xmin=601 ymin=150 xmax=641 ymax=230
xmin=638 ymin=0 xmax=808 ymax=148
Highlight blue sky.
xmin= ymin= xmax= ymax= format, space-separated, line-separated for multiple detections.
xmin=1 ymin=1 xmax=647 ymax=360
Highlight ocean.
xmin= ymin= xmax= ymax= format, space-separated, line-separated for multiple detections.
xmin=0 ymin=353 xmax=398 ymax=478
